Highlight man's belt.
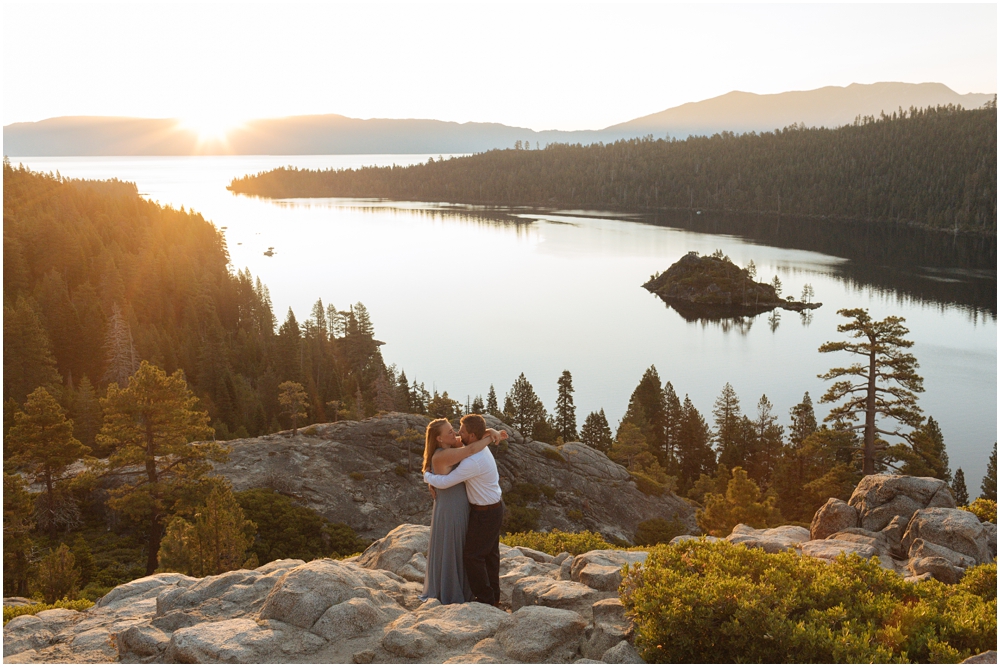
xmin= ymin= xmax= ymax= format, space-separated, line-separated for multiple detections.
xmin=470 ymin=501 xmax=502 ymax=512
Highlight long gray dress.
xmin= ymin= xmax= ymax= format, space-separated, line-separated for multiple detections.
xmin=421 ymin=473 xmax=472 ymax=604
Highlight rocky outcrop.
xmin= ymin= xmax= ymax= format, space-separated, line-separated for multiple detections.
xmin=809 ymin=498 xmax=859 ymax=540
xmin=3 ymin=524 xmax=644 ymax=664
xmin=643 ymin=252 xmax=821 ymax=319
xmin=208 ymin=413 xmax=696 ymax=542
xmin=716 ymin=475 xmax=995 ymax=584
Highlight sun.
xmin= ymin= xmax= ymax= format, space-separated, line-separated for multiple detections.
xmin=179 ymin=114 xmax=243 ymax=143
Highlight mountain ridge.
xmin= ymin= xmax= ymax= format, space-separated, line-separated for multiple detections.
xmin=4 ymin=82 xmax=992 ymax=156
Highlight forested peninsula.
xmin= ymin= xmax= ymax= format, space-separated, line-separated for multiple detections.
xmin=229 ymin=104 xmax=997 ymax=235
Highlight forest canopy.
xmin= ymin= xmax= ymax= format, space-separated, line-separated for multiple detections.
xmin=229 ymin=103 xmax=997 ymax=234
xmin=3 ymin=160 xmax=401 ymax=442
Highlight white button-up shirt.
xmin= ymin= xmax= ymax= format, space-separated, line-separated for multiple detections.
xmin=424 ymin=447 xmax=502 ymax=506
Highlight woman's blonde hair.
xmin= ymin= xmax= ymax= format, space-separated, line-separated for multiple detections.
xmin=423 ymin=418 xmax=450 ymax=473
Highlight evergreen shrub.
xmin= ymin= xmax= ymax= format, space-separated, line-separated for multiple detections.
xmin=631 ymin=472 xmax=666 ymax=496
xmin=633 ymin=518 xmax=687 ymax=546
xmin=3 ymin=598 xmax=94 ymax=626
xmin=541 ymin=447 xmax=565 ymax=463
xmin=620 ymin=541 xmax=997 ymax=663
xmin=503 ymin=529 xmax=616 ymax=555
xmin=960 ymin=498 xmax=996 ymax=524
xmin=503 ymin=505 xmax=541 ymax=533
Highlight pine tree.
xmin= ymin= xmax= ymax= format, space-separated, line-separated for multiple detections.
xmin=746 ymin=395 xmax=784 ymax=486
xmin=819 ymin=308 xmax=924 ymax=475
xmin=788 ymin=392 xmax=818 ymax=448
xmin=3 ymin=473 xmax=36 ymax=596
xmin=580 ymin=409 xmax=613 ymax=453
xmin=471 ymin=395 xmax=485 ymax=414
xmin=157 ymin=485 xmax=256 ymax=577
xmin=7 ymin=387 xmax=90 ymax=537
xmin=275 ymin=309 xmax=303 ymax=383
xmin=554 ymin=370 xmax=578 ymax=441
xmin=410 ymin=382 xmax=429 ymax=414
xmin=951 ymin=468 xmax=970 ymax=506
xmin=102 ymin=302 xmax=139 ymax=388
xmin=98 ymin=361 xmax=220 ymax=574
xmin=36 ymin=544 xmax=81 ymax=604
xmin=619 ymin=366 xmax=668 ymax=456
xmin=396 ymin=371 xmax=412 ymax=413
xmin=675 ymin=395 xmax=716 ymax=494
xmin=697 ymin=467 xmax=782 ymax=537
xmin=712 ymin=383 xmax=742 ymax=468
xmin=662 ymin=382 xmax=682 ymax=472
xmin=486 ymin=385 xmax=499 ymax=416
xmin=892 ymin=416 xmax=950 ymax=481
xmin=427 ymin=390 xmax=460 ymax=420
xmin=278 ymin=381 xmax=309 ymax=434
xmin=503 ymin=373 xmax=546 ymax=439
xmin=772 ymin=426 xmax=863 ymax=522
xmin=610 ymin=422 xmax=647 ymax=469
xmin=3 ymin=297 xmax=62 ymax=404
xmin=69 ymin=375 xmax=102 ymax=455
xmin=982 ymin=443 xmax=997 ymax=501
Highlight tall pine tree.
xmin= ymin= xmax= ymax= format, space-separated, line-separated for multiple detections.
xmin=819 ymin=308 xmax=924 ymax=475
xmin=7 ymin=387 xmax=90 ymax=537
xmin=3 ymin=297 xmax=62 ymax=404
xmin=982 ymin=443 xmax=997 ymax=501
xmin=675 ymin=395 xmax=715 ymax=494
xmin=951 ymin=468 xmax=970 ymax=506
xmin=712 ymin=383 xmax=742 ymax=469
xmin=554 ymin=370 xmax=578 ymax=441
xmin=580 ymin=409 xmax=613 ymax=453
xmin=503 ymin=373 xmax=546 ymax=439
xmin=98 ymin=362 xmax=221 ymax=574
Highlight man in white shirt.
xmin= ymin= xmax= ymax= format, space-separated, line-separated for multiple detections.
xmin=423 ymin=414 xmax=505 ymax=607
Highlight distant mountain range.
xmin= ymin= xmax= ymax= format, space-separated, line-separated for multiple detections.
xmin=3 ymin=82 xmax=992 ymax=156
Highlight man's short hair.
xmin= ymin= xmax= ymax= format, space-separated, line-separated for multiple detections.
xmin=460 ymin=414 xmax=487 ymax=439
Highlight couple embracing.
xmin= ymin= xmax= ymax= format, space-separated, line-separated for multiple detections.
xmin=420 ymin=414 xmax=509 ymax=607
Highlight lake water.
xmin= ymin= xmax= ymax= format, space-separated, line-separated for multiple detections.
xmin=12 ymin=155 xmax=997 ymax=487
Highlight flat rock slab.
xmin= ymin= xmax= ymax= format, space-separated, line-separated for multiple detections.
xmin=727 ymin=525 xmax=810 ymax=553
xmin=494 ymin=605 xmax=589 ymax=663
xmin=512 ymin=576 xmax=608 ymax=617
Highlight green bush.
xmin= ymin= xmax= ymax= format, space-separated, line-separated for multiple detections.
xmin=236 ymin=488 xmax=367 ymax=562
xmin=633 ymin=518 xmax=687 ymax=546
xmin=505 ymin=483 xmax=542 ymax=506
xmin=620 ymin=541 xmax=997 ymax=663
xmin=504 ymin=505 xmax=540 ymax=533
xmin=394 ymin=465 xmax=408 ymax=477
xmin=541 ymin=447 xmax=565 ymax=463
xmin=567 ymin=509 xmax=584 ymax=522
xmin=540 ymin=485 xmax=556 ymax=499
xmin=631 ymin=472 xmax=665 ymax=496
xmin=503 ymin=529 xmax=617 ymax=555
xmin=325 ymin=523 xmax=371 ymax=558
xmin=349 ymin=472 xmax=365 ymax=481
xmin=4 ymin=598 xmax=93 ymax=626
xmin=960 ymin=498 xmax=997 ymax=524
xmin=79 ymin=582 xmax=112 ymax=602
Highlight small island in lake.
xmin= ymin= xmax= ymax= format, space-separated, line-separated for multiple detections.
xmin=644 ymin=251 xmax=822 ymax=318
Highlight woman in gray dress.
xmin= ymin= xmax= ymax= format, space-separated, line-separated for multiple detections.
xmin=420 ymin=418 xmax=499 ymax=604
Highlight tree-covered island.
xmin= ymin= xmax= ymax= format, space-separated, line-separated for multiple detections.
xmin=643 ymin=250 xmax=822 ymax=318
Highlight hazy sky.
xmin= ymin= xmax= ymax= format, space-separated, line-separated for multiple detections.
xmin=4 ymin=2 xmax=996 ymax=130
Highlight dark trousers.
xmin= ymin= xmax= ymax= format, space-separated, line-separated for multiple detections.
xmin=464 ymin=502 xmax=504 ymax=605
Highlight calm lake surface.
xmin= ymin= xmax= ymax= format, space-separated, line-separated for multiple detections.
xmin=13 ymin=155 xmax=998 ymax=486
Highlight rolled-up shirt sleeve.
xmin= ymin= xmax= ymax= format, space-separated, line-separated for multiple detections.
xmin=424 ymin=458 xmax=480 ymax=489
